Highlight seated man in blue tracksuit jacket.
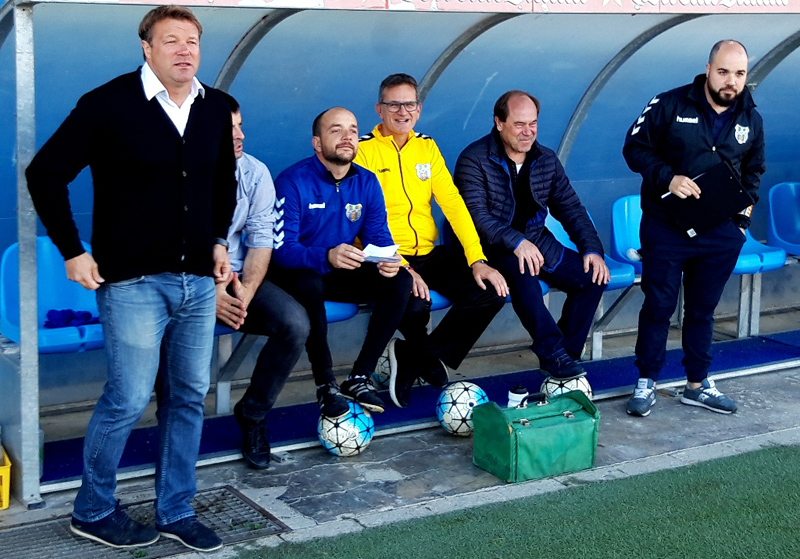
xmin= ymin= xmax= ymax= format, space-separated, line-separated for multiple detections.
xmin=271 ymin=107 xmax=413 ymax=418
xmin=454 ymin=90 xmax=609 ymax=381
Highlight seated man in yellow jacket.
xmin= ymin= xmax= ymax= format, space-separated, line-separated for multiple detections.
xmin=355 ymin=73 xmax=508 ymax=408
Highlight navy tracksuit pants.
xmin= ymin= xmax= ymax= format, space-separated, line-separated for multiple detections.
xmin=635 ymin=216 xmax=746 ymax=383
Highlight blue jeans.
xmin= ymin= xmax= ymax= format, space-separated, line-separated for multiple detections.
xmin=73 ymin=273 xmax=215 ymax=525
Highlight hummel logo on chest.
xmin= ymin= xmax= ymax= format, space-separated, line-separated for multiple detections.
xmin=676 ymin=115 xmax=699 ymax=124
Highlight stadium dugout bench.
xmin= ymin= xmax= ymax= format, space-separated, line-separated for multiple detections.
xmin=544 ymin=212 xmax=636 ymax=360
xmin=609 ymin=194 xmax=786 ymax=341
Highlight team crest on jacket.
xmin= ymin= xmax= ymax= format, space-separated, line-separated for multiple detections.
xmin=345 ymin=203 xmax=363 ymax=222
xmin=734 ymin=124 xmax=749 ymax=145
xmin=415 ymin=163 xmax=431 ymax=181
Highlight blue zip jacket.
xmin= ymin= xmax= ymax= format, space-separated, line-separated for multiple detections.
xmin=453 ymin=131 xmax=603 ymax=270
xmin=273 ymin=155 xmax=395 ymax=275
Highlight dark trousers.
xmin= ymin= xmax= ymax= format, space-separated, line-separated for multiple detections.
xmin=401 ymin=246 xmax=505 ymax=369
xmin=271 ymin=264 xmax=413 ymax=386
xmin=489 ymin=246 xmax=605 ymax=360
xmin=635 ymin=217 xmax=745 ymax=383
xmin=237 ymin=279 xmax=310 ymax=420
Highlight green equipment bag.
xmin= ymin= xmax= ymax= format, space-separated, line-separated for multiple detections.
xmin=472 ymin=391 xmax=599 ymax=483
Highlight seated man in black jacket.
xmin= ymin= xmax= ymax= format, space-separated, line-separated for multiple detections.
xmin=454 ymin=90 xmax=609 ymax=380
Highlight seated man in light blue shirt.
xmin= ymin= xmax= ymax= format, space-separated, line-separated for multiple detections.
xmin=217 ymin=93 xmax=310 ymax=469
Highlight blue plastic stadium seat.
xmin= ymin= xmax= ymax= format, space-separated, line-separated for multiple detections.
xmin=429 ymin=290 xmax=452 ymax=312
xmin=766 ymin=182 xmax=800 ymax=256
xmin=610 ymin=195 xmax=643 ymax=275
xmin=732 ymin=230 xmax=786 ymax=275
xmin=545 ymin=211 xmax=636 ymax=290
xmin=1 ymin=237 xmax=104 ymax=353
xmin=323 ymin=301 xmax=360 ymax=323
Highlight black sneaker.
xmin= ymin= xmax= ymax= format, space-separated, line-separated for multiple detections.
xmin=316 ymin=382 xmax=350 ymax=418
xmin=70 ymin=507 xmax=159 ymax=548
xmin=388 ymin=338 xmax=418 ymax=408
xmin=419 ymin=357 xmax=449 ymax=388
xmin=539 ymin=348 xmax=586 ymax=380
xmin=156 ymin=516 xmax=222 ymax=552
xmin=233 ymin=401 xmax=271 ymax=469
xmin=341 ymin=375 xmax=385 ymax=413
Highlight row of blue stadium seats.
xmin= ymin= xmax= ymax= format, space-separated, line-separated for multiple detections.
xmin=2 ymin=183 xmax=798 ymax=355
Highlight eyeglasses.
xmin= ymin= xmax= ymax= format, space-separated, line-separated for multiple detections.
xmin=380 ymin=101 xmax=420 ymax=113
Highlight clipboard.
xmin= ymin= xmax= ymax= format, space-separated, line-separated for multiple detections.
xmin=660 ymin=161 xmax=754 ymax=238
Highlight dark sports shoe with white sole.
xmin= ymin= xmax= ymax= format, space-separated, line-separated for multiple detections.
xmin=341 ymin=375 xmax=385 ymax=413
xmin=626 ymin=378 xmax=657 ymax=417
xmin=156 ymin=516 xmax=222 ymax=552
xmin=418 ymin=357 xmax=449 ymax=388
xmin=316 ymin=382 xmax=350 ymax=418
xmin=539 ymin=348 xmax=586 ymax=380
xmin=70 ymin=507 xmax=159 ymax=548
xmin=388 ymin=338 xmax=418 ymax=408
xmin=680 ymin=378 xmax=737 ymax=414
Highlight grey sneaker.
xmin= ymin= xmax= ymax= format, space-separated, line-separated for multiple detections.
xmin=680 ymin=378 xmax=737 ymax=414
xmin=626 ymin=378 xmax=656 ymax=417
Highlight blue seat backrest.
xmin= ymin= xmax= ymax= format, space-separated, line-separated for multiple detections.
xmin=767 ymin=182 xmax=800 ymax=254
xmin=1 ymin=237 xmax=103 ymax=353
xmin=545 ymin=210 xmax=635 ymax=290
xmin=610 ymin=195 xmax=643 ymax=274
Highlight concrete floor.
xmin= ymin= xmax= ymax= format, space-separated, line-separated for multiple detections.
xmin=2 ymin=309 xmax=800 ymax=558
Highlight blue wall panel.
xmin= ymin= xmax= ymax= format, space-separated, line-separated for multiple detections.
xmin=1 ymin=6 xmax=799 ymax=263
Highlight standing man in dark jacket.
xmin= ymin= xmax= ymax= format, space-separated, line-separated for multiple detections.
xmin=25 ymin=6 xmax=235 ymax=552
xmin=623 ymin=40 xmax=765 ymax=417
xmin=454 ymin=90 xmax=609 ymax=381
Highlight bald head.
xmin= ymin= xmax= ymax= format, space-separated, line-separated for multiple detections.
xmin=312 ymin=107 xmax=359 ymax=170
xmin=705 ymin=40 xmax=749 ymax=111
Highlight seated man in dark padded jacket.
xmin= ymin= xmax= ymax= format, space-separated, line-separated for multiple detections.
xmin=454 ymin=90 xmax=609 ymax=381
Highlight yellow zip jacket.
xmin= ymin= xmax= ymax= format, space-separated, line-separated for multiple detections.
xmin=355 ymin=124 xmax=486 ymax=265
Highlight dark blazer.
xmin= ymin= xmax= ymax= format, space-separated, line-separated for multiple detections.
xmin=26 ymin=69 xmax=237 ymax=283
xmin=453 ymin=131 xmax=603 ymax=269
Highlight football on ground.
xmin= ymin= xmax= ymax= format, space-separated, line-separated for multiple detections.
xmin=540 ymin=376 xmax=593 ymax=400
xmin=435 ymin=381 xmax=489 ymax=437
xmin=317 ymin=401 xmax=375 ymax=456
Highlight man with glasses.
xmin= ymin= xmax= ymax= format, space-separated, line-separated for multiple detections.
xmin=355 ymin=73 xmax=507 ymax=409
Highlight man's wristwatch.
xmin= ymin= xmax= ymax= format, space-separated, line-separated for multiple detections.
xmin=471 ymin=259 xmax=488 ymax=267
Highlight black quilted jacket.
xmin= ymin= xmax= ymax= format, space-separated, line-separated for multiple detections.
xmin=453 ymin=131 xmax=603 ymax=270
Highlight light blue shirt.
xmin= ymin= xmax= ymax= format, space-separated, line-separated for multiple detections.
xmin=227 ymin=152 xmax=276 ymax=274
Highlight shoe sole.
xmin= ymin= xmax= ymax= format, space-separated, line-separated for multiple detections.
xmin=387 ymin=338 xmax=405 ymax=408
xmin=158 ymin=530 xmax=223 ymax=552
xmin=242 ymin=453 xmax=271 ymax=470
xmin=341 ymin=393 xmax=385 ymax=414
xmin=70 ymin=524 xmax=159 ymax=548
xmin=679 ymin=396 xmax=736 ymax=414
xmin=626 ymin=395 xmax=656 ymax=417
xmin=626 ymin=407 xmax=652 ymax=417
